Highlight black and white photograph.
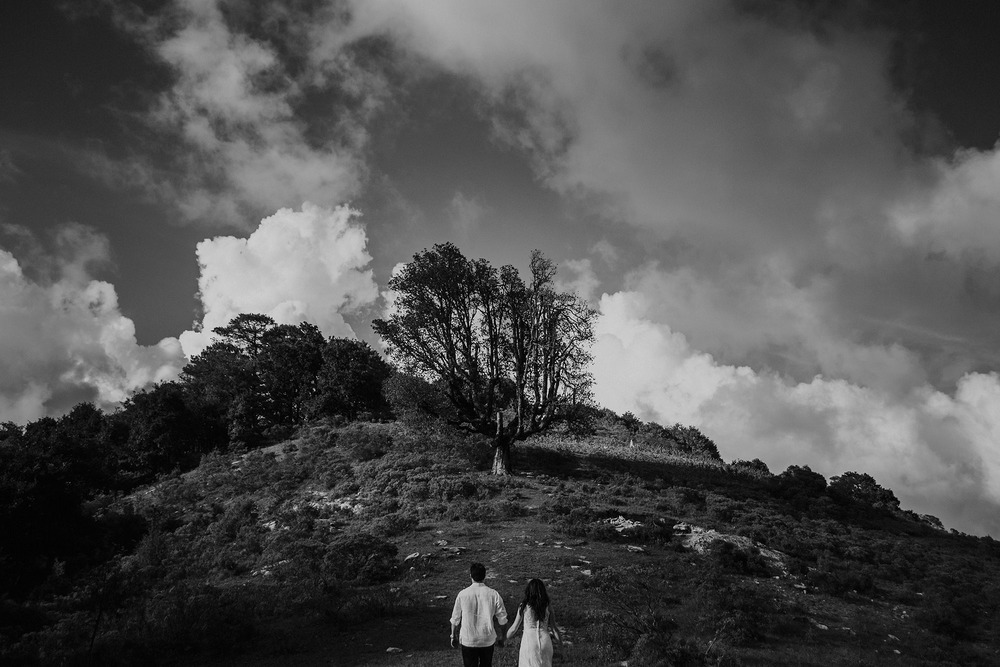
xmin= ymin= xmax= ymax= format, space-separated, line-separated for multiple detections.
xmin=2 ymin=1 xmax=999 ymax=664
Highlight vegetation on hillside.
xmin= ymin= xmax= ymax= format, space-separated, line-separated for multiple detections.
xmin=2 ymin=402 xmax=999 ymax=664
xmin=1 ymin=286 xmax=999 ymax=664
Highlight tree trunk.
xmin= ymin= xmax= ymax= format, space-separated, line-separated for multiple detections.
xmin=491 ymin=411 xmax=513 ymax=475
xmin=491 ymin=437 xmax=513 ymax=476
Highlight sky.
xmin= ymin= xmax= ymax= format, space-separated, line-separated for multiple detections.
xmin=2 ymin=0 xmax=1000 ymax=536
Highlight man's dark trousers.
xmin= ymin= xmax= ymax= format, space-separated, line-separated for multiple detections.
xmin=461 ymin=643 xmax=495 ymax=667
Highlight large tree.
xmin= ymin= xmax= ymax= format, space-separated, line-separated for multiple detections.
xmin=373 ymin=243 xmax=595 ymax=474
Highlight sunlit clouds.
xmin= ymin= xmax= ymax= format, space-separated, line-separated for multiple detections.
xmin=0 ymin=225 xmax=183 ymax=422
xmin=592 ymin=289 xmax=1000 ymax=536
xmin=179 ymin=203 xmax=379 ymax=357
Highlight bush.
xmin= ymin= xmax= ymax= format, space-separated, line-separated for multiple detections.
xmin=772 ymin=465 xmax=826 ymax=502
xmin=369 ymin=511 xmax=419 ymax=537
xmin=341 ymin=430 xmax=392 ymax=462
xmin=728 ymin=458 xmax=772 ymax=479
xmin=828 ymin=471 xmax=900 ymax=511
xmin=698 ymin=575 xmax=777 ymax=648
xmin=707 ymin=541 xmax=772 ymax=577
xmin=323 ymin=533 xmax=398 ymax=584
xmin=806 ymin=562 xmax=877 ymax=597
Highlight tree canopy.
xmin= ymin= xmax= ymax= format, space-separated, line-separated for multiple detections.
xmin=372 ymin=242 xmax=596 ymax=473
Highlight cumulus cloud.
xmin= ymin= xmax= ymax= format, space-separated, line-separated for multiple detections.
xmin=179 ymin=203 xmax=379 ymax=357
xmin=0 ymin=226 xmax=183 ymax=423
xmin=593 ymin=290 xmax=1000 ymax=536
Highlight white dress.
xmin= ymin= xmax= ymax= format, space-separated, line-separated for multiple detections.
xmin=517 ymin=605 xmax=553 ymax=667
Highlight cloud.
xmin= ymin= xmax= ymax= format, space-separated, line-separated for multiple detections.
xmin=447 ymin=191 xmax=486 ymax=242
xmin=0 ymin=226 xmax=184 ymax=423
xmin=556 ymin=258 xmax=599 ymax=301
xmin=179 ymin=203 xmax=380 ymax=357
xmin=99 ymin=0 xmax=390 ymax=227
xmin=0 ymin=203 xmax=380 ymax=420
xmin=0 ymin=148 xmax=21 ymax=183
xmin=593 ymin=290 xmax=1000 ymax=536
xmin=346 ymin=0 xmax=1000 ymax=385
xmin=891 ymin=146 xmax=1000 ymax=263
xmin=341 ymin=1 xmax=1000 ymax=534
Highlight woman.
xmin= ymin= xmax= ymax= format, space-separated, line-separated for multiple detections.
xmin=506 ymin=578 xmax=561 ymax=667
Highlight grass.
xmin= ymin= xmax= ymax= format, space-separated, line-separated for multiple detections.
xmin=6 ymin=419 xmax=1000 ymax=666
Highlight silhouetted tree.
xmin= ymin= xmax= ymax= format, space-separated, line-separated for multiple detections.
xmin=181 ymin=341 xmax=261 ymax=446
xmin=829 ymin=471 xmax=900 ymax=511
xmin=310 ymin=338 xmax=393 ymax=420
xmin=258 ymin=323 xmax=325 ymax=425
xmin=373 ymin=243 xmax=595 ymax=474
xmin=114 ymin=382 xmax=215 ymax=483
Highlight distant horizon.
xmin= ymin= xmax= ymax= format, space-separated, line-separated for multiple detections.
xmin=3 ymin=0 xmax=1000 ymax=536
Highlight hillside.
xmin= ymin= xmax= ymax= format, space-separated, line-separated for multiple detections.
xmin=3 ymin=416 xmax=999 ymax=666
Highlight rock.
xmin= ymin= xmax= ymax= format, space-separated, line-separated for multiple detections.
xmin=606 ymin=515 xmax=643 ymax=532
xmin=386 ymin=647 xmax=403 ymax=653
xmin=673 ymin=522 xmax=693 ymax=533
xmin=403 ymin=552 xmax=420 ymax=562
xmin=624 ymin=545 xmax=645 ymax=553
xmin=581 ymin=569 xmax=592 ymax=576
xmin=434 ymin=539 xmax=448 ymax=547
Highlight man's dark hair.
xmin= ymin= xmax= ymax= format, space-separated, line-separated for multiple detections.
xmin=470 ymin=562 xmax=487 ymax=582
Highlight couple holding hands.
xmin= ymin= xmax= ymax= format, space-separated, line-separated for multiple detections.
xmin=450 ymin=562 xmax=562 ymax=667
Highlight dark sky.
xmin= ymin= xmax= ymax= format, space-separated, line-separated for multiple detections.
xmin=3 ymin=0 xmax=1000 ymax=535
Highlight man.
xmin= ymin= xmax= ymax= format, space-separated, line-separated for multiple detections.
xmin=450 ymin=562 xmax=508 ymax=667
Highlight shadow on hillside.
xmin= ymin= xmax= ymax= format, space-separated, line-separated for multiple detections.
xmin=327 ymin=602 xmax=462 ymax=667
xmin=515 ymin=443 xmax=949 ymax=538
xmin=519 ymin=443 xmax=767 ymax=496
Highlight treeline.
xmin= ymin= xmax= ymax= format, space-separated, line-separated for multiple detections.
xmin=0 ymin=314 xmax=391 ymax=602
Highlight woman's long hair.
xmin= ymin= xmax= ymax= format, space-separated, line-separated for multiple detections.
xmin=519 ymin=578 xmax=550 ymax=622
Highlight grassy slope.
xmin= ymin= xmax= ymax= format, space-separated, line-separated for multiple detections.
xmin=14 ymin=419 xmax=1000 ymax=666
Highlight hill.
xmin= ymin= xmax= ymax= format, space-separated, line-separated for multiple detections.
xmin=2 ymin=416 xmax=1000 ymax=666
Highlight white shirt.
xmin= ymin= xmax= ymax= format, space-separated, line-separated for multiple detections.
xmin=450 ymin=582 xmax=508 ymax=647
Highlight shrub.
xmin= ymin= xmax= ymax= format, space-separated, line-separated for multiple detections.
xmin=828 ymin=471 xmax=900 ymax=511
xmin=369 ymin=511 xmax=419 ymax=537
xmin=323 ymin=533 xmax=398 ymax=584
xmin=698 ymin=575 xmax=777 ymax=648
xmin=806 ymin=562 xmax=877 ymax=597
xmin=706 ymin=541 xmax=772 ymax=577
xmin=585 ymin=563 xmax=685 ymax=657
xmin=728 ymin=458 xmax=772 ymax=479
xmin=341 ymin=430 xmax=392 ymax=462
xmin=772 ymin=465 xmax=826 ymax=502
